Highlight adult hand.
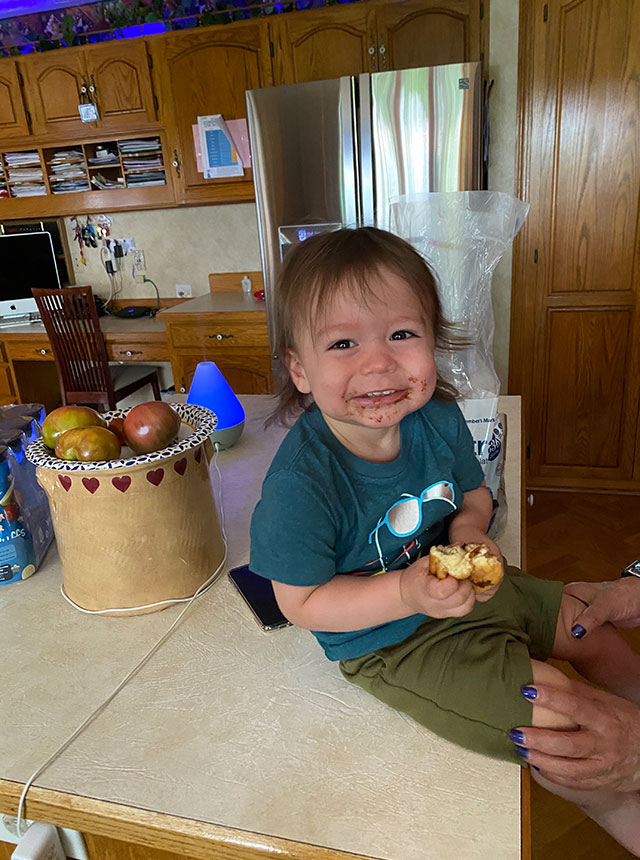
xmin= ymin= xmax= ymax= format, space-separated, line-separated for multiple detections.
xmin=564 ymin=577 xmax=640 ymax=638
xmin=512 ymin=680 xmax=640 ymax=792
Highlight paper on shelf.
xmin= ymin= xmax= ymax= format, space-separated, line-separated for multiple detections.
xmin=197 ymin=114 xmax=244 ymax=179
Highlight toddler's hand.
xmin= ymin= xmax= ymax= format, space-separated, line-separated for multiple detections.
xmin=399 ymin=557 xmax=476 ymax=619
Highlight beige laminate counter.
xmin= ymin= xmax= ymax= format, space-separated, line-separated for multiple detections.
xmin=156 ymin=292 xmax=267 ymax=316
xmin=0 ymin=395 xmax=524 ymax=860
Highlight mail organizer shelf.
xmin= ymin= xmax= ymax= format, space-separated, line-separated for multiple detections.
xmin=0 ymin=134 xmax=173 ymax=216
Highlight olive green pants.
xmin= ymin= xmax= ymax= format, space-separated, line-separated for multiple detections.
xmin=340 ymin=567 xmax=564 ymax=764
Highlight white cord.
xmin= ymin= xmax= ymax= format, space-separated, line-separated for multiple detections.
xmin=16 ymin=443 xmax=227 ymax=836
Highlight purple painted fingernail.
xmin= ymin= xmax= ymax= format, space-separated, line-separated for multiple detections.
xmin=509 ymin=729 xmax=525 ymax=744
xmin=514 ymin=745 xmax=529 ymax=760
xmin=571 ymin=624 xmax=586 ymax=639
xmin=521 ymin=686 xmax=538 ymax=700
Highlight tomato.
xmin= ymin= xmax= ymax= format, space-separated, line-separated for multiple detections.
xmin=42 ymin=405 xmax=106 ymax=449
xmin=123 ymin=401 xmax=181 ymax=455
xmin=107 ymin=417 xmax=127 ymax=446
xmin=55 ymin=427 xmax=121 ymax=461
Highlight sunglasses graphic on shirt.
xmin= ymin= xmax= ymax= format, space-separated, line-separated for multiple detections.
xmin=368 ymin=480 xmax=457 ymax=546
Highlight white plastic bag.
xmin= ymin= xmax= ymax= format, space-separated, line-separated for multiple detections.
xmin=389 ymin=191 xmax=529 ymax=538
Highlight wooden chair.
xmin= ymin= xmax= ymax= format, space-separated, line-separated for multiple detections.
xmin=32 ymin=286 xmax=161 ymax=412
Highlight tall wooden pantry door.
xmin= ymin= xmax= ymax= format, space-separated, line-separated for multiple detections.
xmin=510 ymin=0 xmax=640 ymax=492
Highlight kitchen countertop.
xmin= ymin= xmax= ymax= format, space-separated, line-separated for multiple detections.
xmin=0 ymin=395 xmax=523 ymax=860
xmin=0 ymin=315 xmax=167 ymax=336
xmin=157 ymin=292 xmax=266 ymax=315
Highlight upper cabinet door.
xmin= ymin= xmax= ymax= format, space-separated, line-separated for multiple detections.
xmin=0 ymin=60 xmax=30 ymax=139
xmin=85 ymin=40 xmax=158 ymax=131
xmin=376 ymin=0 xmax=481 ymax=72
xmin=271 ymin=5 xmax=378 ymax=84
xmin=21 ymin=49 xmax=87 ymax=137
xmin=160 ymin=23 xmax=272 ymax=204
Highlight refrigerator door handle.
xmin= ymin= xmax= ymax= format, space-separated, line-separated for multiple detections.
xmin=339 ymin=76 xmax=359 ymax=229
xmin=358 ymin=73 xmax=374 ymax=227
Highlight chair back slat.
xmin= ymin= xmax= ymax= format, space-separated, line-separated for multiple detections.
xmin=32 ymin=286 xmax=117 ymax=409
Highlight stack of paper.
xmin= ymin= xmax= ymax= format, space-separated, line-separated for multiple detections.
xmin=4 ymin=151 xmax=46 ymax=196
xmin=48 ymin=149 xmax=89 ymax=194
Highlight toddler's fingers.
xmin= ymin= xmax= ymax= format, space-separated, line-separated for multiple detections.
xmin=475 ymin=583 xmax=501 ymax=602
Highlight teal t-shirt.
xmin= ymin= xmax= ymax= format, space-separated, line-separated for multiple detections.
xmin=249 ymin=399 xmax=484 ymax=660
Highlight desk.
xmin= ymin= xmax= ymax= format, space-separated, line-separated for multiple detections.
xmin=0 ymin=316 xmax=169 ymax=412
xmin=158 ymin=293 xmax=272 ymax=395
xmin=0 ymin=395 xmax=526 ymax=860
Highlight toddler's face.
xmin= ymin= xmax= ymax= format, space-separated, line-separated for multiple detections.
xmin=286 ymin=269 xmax=437 ymax=435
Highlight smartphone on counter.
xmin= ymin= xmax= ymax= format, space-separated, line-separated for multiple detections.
xmin=228 ymin=564 xmax=292 ymax=631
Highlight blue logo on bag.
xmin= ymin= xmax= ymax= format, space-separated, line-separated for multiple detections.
xmin=487 ymin=421 xmax=503 ymax=462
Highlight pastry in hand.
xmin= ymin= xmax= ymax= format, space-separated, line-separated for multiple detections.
xmin=429 ymin=543 xmax=504 ymax=593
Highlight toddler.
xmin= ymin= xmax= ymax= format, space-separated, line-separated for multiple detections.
xmin=250 ymin=227 xmax=640 ymax=853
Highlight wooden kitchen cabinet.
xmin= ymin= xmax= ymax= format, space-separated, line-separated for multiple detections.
xmin=270 ymin=3 xmax=378 ymax=84
xmin=375 ymin=0 xmax=483 ymax=72
xmin=19 ymin=50 xmax=86 ymax=139
xmin=510 ymin=0 xmax=640 ymax=492
xmin=270 ymin=0 xmax=485 ymax=85
xmin=160 ymin=297 xmax=273 ymax=395
xmin=158 ymin=21 xmax=272 ymax=205
xmin=20 ymin=39 xmax=158 ymax=139
xmin=0 ymin=60 xmax=31 ymax=140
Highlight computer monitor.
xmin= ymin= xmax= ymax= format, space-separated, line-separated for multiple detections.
xmin=0 ymin=231 xmax=61 ymax=321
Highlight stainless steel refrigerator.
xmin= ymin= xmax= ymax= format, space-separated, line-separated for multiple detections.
xmin=246 ymin=62 xmax=483 ymax=349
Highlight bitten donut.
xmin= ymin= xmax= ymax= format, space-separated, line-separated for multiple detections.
xmin=429 ymin=543 xmax=504 ymax=593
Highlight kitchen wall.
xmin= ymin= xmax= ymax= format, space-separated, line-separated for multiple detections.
xmin=487 ymin=0 xmax=520 ymax=391
xmin=64 ymin=203 xmax=262 ymax=303
xmin=65 ymin=0 xmax=520 ymax=389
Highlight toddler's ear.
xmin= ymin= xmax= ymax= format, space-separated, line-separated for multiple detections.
xmin=285 ymin=350 xmax=311 ymax=394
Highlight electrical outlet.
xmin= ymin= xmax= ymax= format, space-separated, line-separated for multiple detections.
xmin=133 ymin=250 xmax=146 ymax=272
xmin=120 ymin=238 xmax=135 ymax=255
xmin=176 ymin=284 xmax=192 ymax=298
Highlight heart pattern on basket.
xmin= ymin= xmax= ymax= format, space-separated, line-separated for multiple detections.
xmin=82 ymin=477 xmax=100 ymax=494
xmin=58 ymin=475 xmax=72 ymax=492
xmin=174 ymin=458 xmax=187 ymax=476
xmin=112 ymin=475 xmax=132 ymax=493
xmin=146 ymin=468 xmax=164 ymax=486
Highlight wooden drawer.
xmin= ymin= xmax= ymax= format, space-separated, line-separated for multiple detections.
xmin=0 ymin=365 xmax=15 ymax=398
xmin=168 ymin=320 xmax=269 ymax=350
xmin=6 ymin=340 xmax=53 ymax=361
xmin=107 ymin=341 xmax=169 ymax=362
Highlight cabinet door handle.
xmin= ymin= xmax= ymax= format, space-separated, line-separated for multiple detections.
xmin=89 ymin=74 xmax=97 ymax=104
xmin=180 ymin=377 xmax=186 ymax=393
xmin=368 ymin=39 xmax=376 ymax=71
xmin=378 ymin=43 xmax=387 ymax=70
xmin=172 ymin=149 xmax=181 ymax=178
xmin=208 ymin=333 xmax=234 ymax=341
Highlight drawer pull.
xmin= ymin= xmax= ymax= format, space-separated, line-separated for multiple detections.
xmin=209 ymin=333 xmax=234 ymax=341
xmin=39 ymin=348 xmax=49 ymax=355
xmin=120 ymin=349 xmax=143 ymax=357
